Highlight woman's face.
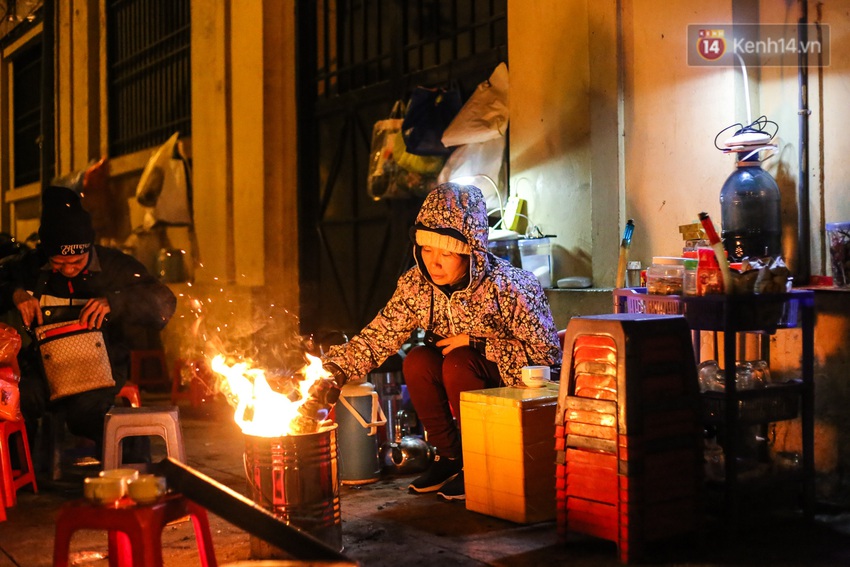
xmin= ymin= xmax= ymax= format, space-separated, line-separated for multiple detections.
xmin=421 ymin=246 xmax=470 ymax=286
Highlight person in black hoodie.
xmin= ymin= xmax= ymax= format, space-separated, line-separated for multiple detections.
xmin=0 ymin=184 xmax=176 ymax=460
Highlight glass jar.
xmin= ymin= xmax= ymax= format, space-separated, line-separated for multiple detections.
xmin=646 ymin=257 xmax=685 ymax=295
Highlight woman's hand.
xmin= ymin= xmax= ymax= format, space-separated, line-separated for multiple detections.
xmin=12 ymin=289 xmax=42 ymax=327
xmin=437 ymin=333 xmax=470 ymax=354
xmin=80 ymin=297 xmax=111 ymax=329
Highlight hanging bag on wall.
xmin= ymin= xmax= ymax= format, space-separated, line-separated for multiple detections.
xmin=366 ymin=101 xmax=406 ymax=200
xmin=367 ymin=101 xmax=445 ymax=200
xmin=35 ymin=321 xmax=115 ymax=401
xmin=401 ymin=86 xmax=463 ymax=156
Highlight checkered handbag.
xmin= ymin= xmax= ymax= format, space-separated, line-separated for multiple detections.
xmin=35 ymin=321 xmax=115 ymax=400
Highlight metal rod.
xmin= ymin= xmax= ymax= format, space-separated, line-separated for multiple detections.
xmin=797 ymin=0 xmax=811 ymax=285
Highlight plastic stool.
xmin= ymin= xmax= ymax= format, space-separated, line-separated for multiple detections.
xmin=117 ymin=382 xmax=142 ymax=408
xmin=170 ymin=359 xmax=213 ymax=408
xmin=130 ymin=350 xmax=170 ymax=390
xmin=52 ymin=494 xmax=218 ymax=566
xmin=102 ymin=407 xmax=186 ymax=470
xmin=0 ymin=419 xmax=37 ymax=506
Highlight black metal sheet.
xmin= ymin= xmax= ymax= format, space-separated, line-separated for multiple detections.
xmin=154 ymin=457 xmax=354 ymax=564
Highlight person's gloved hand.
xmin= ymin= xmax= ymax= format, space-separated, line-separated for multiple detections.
xmin=291 ymin=362 xmax=348 ymax=434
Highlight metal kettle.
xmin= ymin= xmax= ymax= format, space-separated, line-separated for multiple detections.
xmin=380 ymin=409 xmax=434 ymax=474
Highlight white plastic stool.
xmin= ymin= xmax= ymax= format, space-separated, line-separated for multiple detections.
xmin=102 ymin=406 xmax=186 ymax=470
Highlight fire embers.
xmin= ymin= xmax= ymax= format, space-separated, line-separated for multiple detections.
xmin=292 ymin=377 xmax=342 ymax=434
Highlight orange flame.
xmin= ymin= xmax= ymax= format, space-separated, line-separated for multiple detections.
xmin=210 ymin=353 xmax=330 ymax=437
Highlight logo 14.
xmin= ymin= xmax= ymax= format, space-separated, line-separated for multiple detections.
xmin=698 ymin=29 xmax=726 ymax=61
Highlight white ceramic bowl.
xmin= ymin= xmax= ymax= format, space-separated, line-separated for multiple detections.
xmin=99 ymin=468 xmax=139 ymax=495
xmin=521 ymin=365 xmax=551 ymax=388
xmin=127 ymin=474 xmax=168 ymax=505
xmin=84 ymin=476 xmax=125 ymax=506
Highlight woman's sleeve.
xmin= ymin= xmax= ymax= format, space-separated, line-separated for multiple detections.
xmin=324 ymin=269 xmax=423 ymax=380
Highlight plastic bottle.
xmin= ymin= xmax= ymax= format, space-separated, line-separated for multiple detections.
xmin=719 ymin=152 xmax=781 ymax=261
xmin=682 ymin=258 xmax=698 ymax=296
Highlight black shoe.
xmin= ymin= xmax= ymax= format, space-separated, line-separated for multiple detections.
xmin=437 ymin=470 xmax=465 ymax=501
xmin=408 ymin=455 xmax=462 ymax=493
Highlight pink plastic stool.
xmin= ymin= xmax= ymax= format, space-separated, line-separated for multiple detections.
xmin=0 ymin=419 xmax=37 ymax=507
xmin=117 ymin=382 xmax=142 ymax=408
xmin=52 ymin=494 xmax=218 ymax=567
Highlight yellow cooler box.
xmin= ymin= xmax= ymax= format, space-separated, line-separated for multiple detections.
xmin=460 ymin=384 xmax=559 ymax=523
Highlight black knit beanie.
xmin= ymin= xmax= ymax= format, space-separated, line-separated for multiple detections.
xmin=38 ymin=187 xmax=95 ymax=257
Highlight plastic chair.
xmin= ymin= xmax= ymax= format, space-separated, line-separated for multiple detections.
xmin=52 ymin=494 xmax=218 ymax=566
xmin=102 ymin=407 xmax=186 ymax=471
xmin=0 ymin=419 xmax=38 ymax=507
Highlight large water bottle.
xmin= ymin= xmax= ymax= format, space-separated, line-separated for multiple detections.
xmin=719 ymin=152 xmax=781 ymax=261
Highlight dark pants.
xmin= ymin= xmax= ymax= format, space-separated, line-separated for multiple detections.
xmin=402 ymin=345 xmax=501 ymax=460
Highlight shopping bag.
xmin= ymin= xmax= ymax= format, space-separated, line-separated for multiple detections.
xmin=35 ymin=321 xmax=115 ymax=401
xmin=0 ymin=366 xmax=20 ymax=421
xmin=366 ymin=101 xmax=405 ymax=200
xmin=437 ymin=136 xmax=507 ymax=213
xmin=0 ymin=323 xmax=22 ymax=420
xmin=136 ymin=132 xmax=193 ymax=229
xmin=441 ymin=62 xmax=509 ymax=147
xmin=401 ymin=86 xmax=463 ymax=156
xmin=367 ymin=97 xmax=451 ymax=200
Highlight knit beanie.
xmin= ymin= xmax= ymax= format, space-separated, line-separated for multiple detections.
xmin=38 ymin=187 xmax=95 ymax=257
xmin=415 ymin=229 xmax=470 ymax=255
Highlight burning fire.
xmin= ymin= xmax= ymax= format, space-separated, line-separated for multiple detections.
xmin=211 ymin=352 xmax=332 ymax=437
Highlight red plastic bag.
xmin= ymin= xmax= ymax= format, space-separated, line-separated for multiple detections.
xmin=0 ymin=323 xmax=22 ymax=421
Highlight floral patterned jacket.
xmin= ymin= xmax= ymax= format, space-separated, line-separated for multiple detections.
xmin=324 ymin=183 xmax=562 ymax=386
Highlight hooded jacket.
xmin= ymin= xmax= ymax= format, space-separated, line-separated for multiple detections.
xmin=325 ymin=183 xmax=561 ymax=386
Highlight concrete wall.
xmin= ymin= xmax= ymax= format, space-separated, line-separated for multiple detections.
xmin=509 ymin=0 xmax=850 ymax=286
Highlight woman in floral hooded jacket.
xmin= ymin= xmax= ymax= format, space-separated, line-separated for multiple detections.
xmin=324 ymin=182 xmax=561 ymax=500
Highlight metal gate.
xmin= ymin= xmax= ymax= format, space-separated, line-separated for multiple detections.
xmin=296 ymin=0 xmax=507 ymax=338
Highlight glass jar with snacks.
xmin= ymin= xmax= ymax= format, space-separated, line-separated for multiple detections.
xmin=646 ymin=257 xmax=685 ymax=295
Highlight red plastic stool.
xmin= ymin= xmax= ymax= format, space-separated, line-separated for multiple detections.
xmin=130 ymin=350 xmax=170 ymax=390
xmin=52 ymin=494 xmax=218 ymax=567
xmin=117 ymin=382 xmax=142 ymax=408
xmin=0 ymin=419 xmax=37 ymax=507
xmin=170 ymin=359 xmax=213 ymax=408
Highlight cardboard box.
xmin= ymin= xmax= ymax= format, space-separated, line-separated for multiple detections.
xmin=460 ymin=383 xmax=559 ymax=523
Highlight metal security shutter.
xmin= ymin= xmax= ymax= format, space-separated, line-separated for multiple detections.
xmin=297 ymin=0 xmax=507 ymax=337
xmin=105 ymin=0 xmax=191 ymax=156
